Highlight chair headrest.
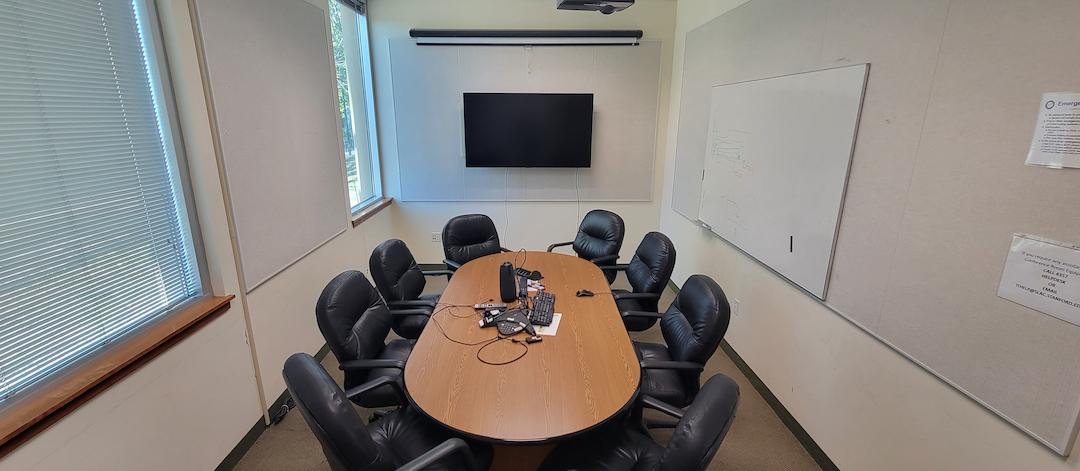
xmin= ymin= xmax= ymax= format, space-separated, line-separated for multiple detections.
xmin=282 ymin=353 xmax=379 ymax=470
xmin=573 ymin=209 xmax=625 ymax=260
xmin=442 ymin=214 xmax=502 ymax=264
xmin=662 ymin=274 xmax=730 ymax=364
xmin=369 ymin=239 xmax=425 ymax=302
xmin=660 ymin=374 xmax=740 ymax=471
xmin=314 ymin=271 xmax=392 ymax=362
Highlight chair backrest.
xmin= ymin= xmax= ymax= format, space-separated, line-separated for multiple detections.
xmin=572 ymin=209 xmax=625 ymax=262
xmin=442 ymin=214 xmax=502 ymax=266
xmin=283 ymin=353 xmax=386 ymax=471
xmin=659 ymin=374 xmax=740 ymax=471
xmin=369 ymin=239 xmax=425 ymax=303
xmin=315 ymin=271 xmax=392 ymax=364
xmin=625 ymin=232 xmax=677 ymax=311
xmin=661 ymin=275 xmax=730 ymax=395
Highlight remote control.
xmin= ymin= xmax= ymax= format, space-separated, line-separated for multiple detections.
xmin=474 ymin=302 xmax=507 ymax=310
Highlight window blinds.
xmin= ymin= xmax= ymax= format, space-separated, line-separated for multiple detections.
xmin=337 ymin=0 xmax=365 ymax=15
xmin=0 ymin=0 xmax=201 ymax=401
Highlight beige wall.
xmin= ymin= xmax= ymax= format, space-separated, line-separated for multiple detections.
xmin=660 ymin=0 xmax=1080 ymax=469
xmin=367 ymin=0 xmax=677 ymax=263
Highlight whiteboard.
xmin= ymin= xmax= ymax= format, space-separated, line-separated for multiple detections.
xmin=698 ymin=65 xmax=868 ymax=299
xmin=194 ymin=0 xmax=349 ymax=291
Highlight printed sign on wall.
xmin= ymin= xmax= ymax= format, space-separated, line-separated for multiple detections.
xmin=998 ymin=234 xmax=1080 ymax=326
xmin=1026 ymin=92 xmax=1080 ymax=169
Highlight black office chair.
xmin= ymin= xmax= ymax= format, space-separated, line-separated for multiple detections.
xmin=283 ymin=353 xmax=493 ymax=471
xmin=600 ymin=232 xmax=677 ymax=332
xmin=547 ymin=209 xmax=625 ymax=284
xmin=369 ymin=239 xmax=453 ymax=339
xmin=441 ymin=214 xmax=511 ymax=272
xmin=623 ymin=275 xmax=730 ymax=409
xmin=538 ymin=374 xmax=740 ymax=471
xmin=315 ymin=270 xmax=414 ymax=408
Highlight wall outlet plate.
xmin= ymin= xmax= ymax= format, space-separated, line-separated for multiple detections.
xmin=430 ymin=232 xmax=441 ymax=242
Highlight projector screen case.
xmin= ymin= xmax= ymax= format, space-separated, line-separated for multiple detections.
xmin=463 ymin=92 xmax=594 ymax=168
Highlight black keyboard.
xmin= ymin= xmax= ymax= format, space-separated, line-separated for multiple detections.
xmin=529 ymin=291 xmax=555 ymax=326
xmin=515 ymin=267 xmax=542 ymax=280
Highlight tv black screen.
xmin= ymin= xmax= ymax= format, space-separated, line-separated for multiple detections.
xmin=463 ymin=93 xmax=593 ymax=168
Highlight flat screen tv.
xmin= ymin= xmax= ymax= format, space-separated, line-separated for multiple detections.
xmin=463 ymin=93 xmax=593 ymax=168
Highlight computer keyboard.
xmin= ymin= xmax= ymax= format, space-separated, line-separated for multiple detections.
xmin=529 ymin=291 xmax=555 ymax=326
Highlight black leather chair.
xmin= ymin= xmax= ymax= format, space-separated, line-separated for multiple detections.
xmin=538 ymin=374 xmax=740 ymax=471
xmin=601 ymin=232 xmax=677 ymax=332
xmin=547 ymin=209 xmax=625 ymax=284
xmin=315 ymin=270 xmax=414 ymax=408
xmin=623 ymin=275 xmax=730 ymax=408
xmin=441 ymin=214 xmax=510 ymax=272
xmin=369 ymin=239 xmax=452 ymax=339
xmin=283 ymin=353 xmax=493 ymax=471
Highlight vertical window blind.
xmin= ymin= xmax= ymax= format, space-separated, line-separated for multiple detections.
xmin=0 ymin=0 xmax=201 ymax=402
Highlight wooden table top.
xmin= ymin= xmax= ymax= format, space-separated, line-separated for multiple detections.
xmin=403 ymin=251 xmax=640 ymax=443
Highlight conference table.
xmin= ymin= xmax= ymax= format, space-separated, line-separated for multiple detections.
xmin=403 ymin=251 xmax=641 ymax=470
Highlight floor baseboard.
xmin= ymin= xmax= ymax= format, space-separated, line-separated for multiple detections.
xmin=668 ymin=279 xmax=837 ymax=470
xmin=215 ymin=343 xmax=332 ymax=471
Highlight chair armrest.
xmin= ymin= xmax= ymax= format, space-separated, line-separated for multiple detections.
xmin=338 ymin=359 xmax=406 ymax=372
xmin=546 ymin=241 xmax=573 ymax=252
xmin=443 ymin=259 xmax=462 ymax=271
xmin=499 ymin=247 xmax=513 ymax=253
xmin=422 ymin=269 xmax=455 ymax=277
xmin=642 ymin=395 xmax=685 ymax=420
xmin=389 ymin=308 xmax=433 ymax=317
xmin=640 ymin=360 xmax=704 ymax=373
xmin=597 ymin=263 xmax=630 ymax=272
xmin=389 ymin=299 xmax=437 ymax=308
xmin=396 ymin=438 xmax=479 ymax=471
xmin=343 ymin=375 xmax=407 ymax=403
xmin=612 ymin=292 xmax=661 ymax=301
xmin=589 ymin=254 xmax=619 ymax=265
xmin=621 ymin=310 xmax=663 ymax=320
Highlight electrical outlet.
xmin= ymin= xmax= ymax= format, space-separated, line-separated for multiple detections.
xmin=430 ymin=232 xmax=441 ymax=242
xmin=731 ymin=298 xmax=740 ymax=318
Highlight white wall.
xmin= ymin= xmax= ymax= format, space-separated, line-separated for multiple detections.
xmin=368 ymin=0 xmax=677 ymax=263
xmin=660 ymin=0 xmax=1080 ymax=469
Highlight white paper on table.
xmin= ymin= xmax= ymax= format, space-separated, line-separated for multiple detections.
xmin=997 ymin=234 xmax=1080 ymax=327
xmin=1026 ymin=92 xmax=1080 ymax=169
xmin=534 ymin=313 xmax=561 ymax=336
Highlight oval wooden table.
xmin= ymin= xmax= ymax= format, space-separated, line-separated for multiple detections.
xmin=403 ymin=251 xmax=640 ymax=469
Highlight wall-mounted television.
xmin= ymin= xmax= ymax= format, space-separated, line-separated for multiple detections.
xmin=463 ymin=93 xmax=593 ymax=168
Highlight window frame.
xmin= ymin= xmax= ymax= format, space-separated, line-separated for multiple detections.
xmin=331 ymin=1 xmax=384 ymax=215
xmin=0 ymin=0 xmax=221 ymax=451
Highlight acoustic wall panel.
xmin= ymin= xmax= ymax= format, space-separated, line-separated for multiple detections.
xmin=389 ymin=40 xmax=662 ymax=202
xmin=669 ymin=0 xmax=1080 ymax=454
xmin=195 ymin=0 xmax=349 ymax=291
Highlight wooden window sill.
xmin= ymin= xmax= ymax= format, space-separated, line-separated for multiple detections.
xmin=0 ymin=295 xmax=235 ymax=457
xmin=351 ymin=196 xmax=393 ymax=227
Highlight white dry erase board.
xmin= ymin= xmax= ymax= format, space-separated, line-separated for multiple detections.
xmin=669 ymin=0 xmax=1080 ymax=454
xmin=697 ymin=65 xmax=867 ymax=299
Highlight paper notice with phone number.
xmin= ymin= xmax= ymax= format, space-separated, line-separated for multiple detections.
xmin=997 ymin=234 xmax=1080 ymax=327
xmin=1026 ymin=92 xmax=1080 ymax=169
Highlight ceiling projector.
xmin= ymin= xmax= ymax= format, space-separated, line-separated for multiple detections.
xmin=556 ymin=0 xmax=634 ymax=14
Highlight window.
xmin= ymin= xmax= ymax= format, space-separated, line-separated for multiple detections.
xmin=0 ymin=0 xmax=202 ymax=403
xmin=328 ymin=0 xmax=381 ymax=212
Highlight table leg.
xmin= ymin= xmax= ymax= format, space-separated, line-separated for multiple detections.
xmin=488 ymin=444 xmax=555 ymax=471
